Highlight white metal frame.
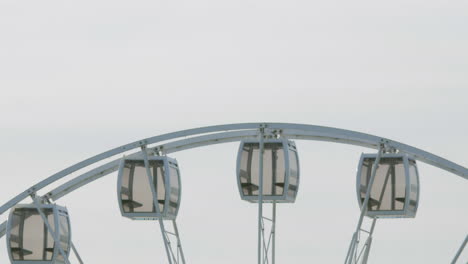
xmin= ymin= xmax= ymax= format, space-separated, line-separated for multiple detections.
xmin=237 ymin=135 xmax=299 ymax=264
xmin=6 ymin=203 xmax=71 ymax=264
xmin=0 ymin=123 xmax=465 ymax=263
xmin=4 ymin=123 xmax=462 ymax=210
xmin=258 ymin=202 xmax=277 ymax=264
xmin=117 ymin=155 xmax=181 ymax=220
xmin=140 ymin=147 xmax=186 ymax=264
xmin=355 ymin=153 xmax=420 ymax=218
xmin=345 ymin=147 xmax=383 ymax=264
xmin=451 ymin=235 xmax=468 ymax=264
xmin=236 ymin=138 xmax=299 ymax=203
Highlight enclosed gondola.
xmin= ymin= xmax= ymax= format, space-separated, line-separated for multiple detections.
xmin=6 ymin=204 xmax=71 ymax=264
xmin=236 ymin=138 xmax=300 ymax=203
xmin=356 ymin=153 xmax=420 ymax=218
xmin=117 ymin=155 xmax=181 ymax=220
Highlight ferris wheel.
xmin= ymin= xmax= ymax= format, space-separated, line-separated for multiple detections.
xmin=0 ymin=123 xmax=466 ymax=264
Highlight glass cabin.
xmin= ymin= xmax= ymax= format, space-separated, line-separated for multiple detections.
xmin=117 ymin=156 xmax=181 ymax=220
xmin=236 ymin=138 xmax=300 ymax=203
xmin=356 ymin=153 xmax=420 ymax=218
xmin=6 ymin=204 xmax=71 ymax=264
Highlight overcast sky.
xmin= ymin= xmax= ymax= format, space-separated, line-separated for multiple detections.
xmin=0 ymin=0 xmax=467 ymax=263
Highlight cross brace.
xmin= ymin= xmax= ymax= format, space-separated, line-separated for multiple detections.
xmin=159 ymin=220 xmax=186 ymax=264
xmin=344 ymin=147 xmax=383 ymax=264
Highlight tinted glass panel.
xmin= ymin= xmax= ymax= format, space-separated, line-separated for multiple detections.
xmin=288 ymin=149 xmax=299 ymax=198
xmin=238 ymin=142 xmax=286 ymax=198
xmin=239 ymin=148 xmax=252 ymax=195
xmin=120 ymin=160 xmax=165 ymax=213
xmin=120 ymin=164 xmax=132 ymax=211
xmin=168 ymin=166 xmax=180 ymax=216
xmin=9 ymin=208 xmax=55 ymax=261
xmin=360 ymin=157 xmax=406 ymax=212
xmin=154 ymin=165 xmax=166 ymax=213
xmin=408 ymin=161 xmax=419 ymax=213
xmin=55 ymin=212 xmax=70 ymax=263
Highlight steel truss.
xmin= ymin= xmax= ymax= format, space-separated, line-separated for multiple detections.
xmin=141 ymin=146 xmax=186 ymax=264
xmin=160 ymin=220 xmax=186 ymax=264
xmin=451 ymin=235 xmax=468 ymax=264
xmin=30 ymin=194 xmax=84 ymax=264
xmin=0 ymin=123 xmax=466 ymax=263
xmin=256 ymin=129 xmax=278 ymax=264
xmin=257 ymin=202 xmax=277 ymax=264
xmin=345 ymin=217 xmax=377 ymax=264
xmin=344 ymin=146 xmax=383 ymax=264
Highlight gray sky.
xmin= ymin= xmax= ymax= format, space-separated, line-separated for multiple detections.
xmin=0 ymin=0 xmax=467 ymax=263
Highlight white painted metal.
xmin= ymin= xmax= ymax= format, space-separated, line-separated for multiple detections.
xmin=272 ymin=201 xmax=276 ymax=264
xmin=0 ymin=222 xmax=5 ymax=238
xmin=256 ymin=203 xmax=277 ymax=264
xmin=355 ymin=153 xmax=420 ymax=218
xmin=451 ymin=235 xmax=468 ymax=264
xmin=47 ymin=131 xmax=257 ymax=202
xmin=46 ymin=151 xmax=159 ymax=201
xmin=141 ymin=147 xmax=174 ymax=264
xmin=159 ymin=220 xmax=186 ymax=264
xmin=361 ymin=218 xmax=377 ymax=263
xmin=0 ymin=122 xmax=466 ymax=264
xmin=0 ymin=124 xmax=260 ymax=216
xmin=7 ymin=201 xmax=71 ymax=264
xmin=357 ymin=148 xmax=384 ymax=237
xmin=48 ymin=161 xmax=121 ymax=201
xmin=159 ymin=130 xmax=259 ymax=155
xmin=0 ymin=123 xmax=465 ymax=238
xmin=31 ymin=198 xmax=71 ymax=264
xmin=253 ymin=128 xmax=279 ymax=264
xmin=345 ymin=147 xmax=383 ymax=264
xmin=117 ymin=154 xmax=181 ymax=220
xmin=136 ymin=147 xmax=186 ymax=264
xmin=70 ymin=243 xmax=83 ymax=264
xmin=171 ymin=220 xmax=186 ymax=264
xmin=236 ymin=138 xmax=299 ymax=203
xmin=258 ymin=128 xmax=265 ymax=264
xmin=1 ymin=123 xmax=466 ymax=218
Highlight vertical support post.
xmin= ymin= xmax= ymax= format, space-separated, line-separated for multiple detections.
xmin=0 ymin=222 xmax=6 ymax=238
xmin=272 ymin=201 xmax=277 ymax=264
xmin=31 ymin=196 xmax=71 ymax=264
xmin=344 ymin=232 xmax=357 ymax=264
xmin=258 ymin=127 xmax=265 ymax=264
xmin=356 ymin=146 xmax=383 ymax=235
xmin=345 ymin=145 xmax=383 ymax=264
xmin=71 ymin=242 xmax=84 ymax=264
xmin=172 ymin=220 xmax=186 ymax=264
xmin=43 ymin=196 xmax=83 ymax=264
xmin=141 ymin=146 xmax=173 ymax=264
xmin=361 ymin=218 xmax=377 ymax=264
xmin=451 ymin=235 xmax=468 ymax=264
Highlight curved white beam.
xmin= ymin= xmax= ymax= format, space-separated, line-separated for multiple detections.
xmin=0 ymin=124 xmax=259 ymax=215
xmin=47 ymin=160 xmax=121 ymax=201
xmin=43 ymin=125 xmax=468 ymax=204
xmin=1 ymin=123 xmax=466 ymax=218
xmin=279 ymin=128 xmax=468 ymax=178
xmin=160 ymin=130 xmax=259 ymax=154
xmin=45 ymin=130 xmax=260 ymax=200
